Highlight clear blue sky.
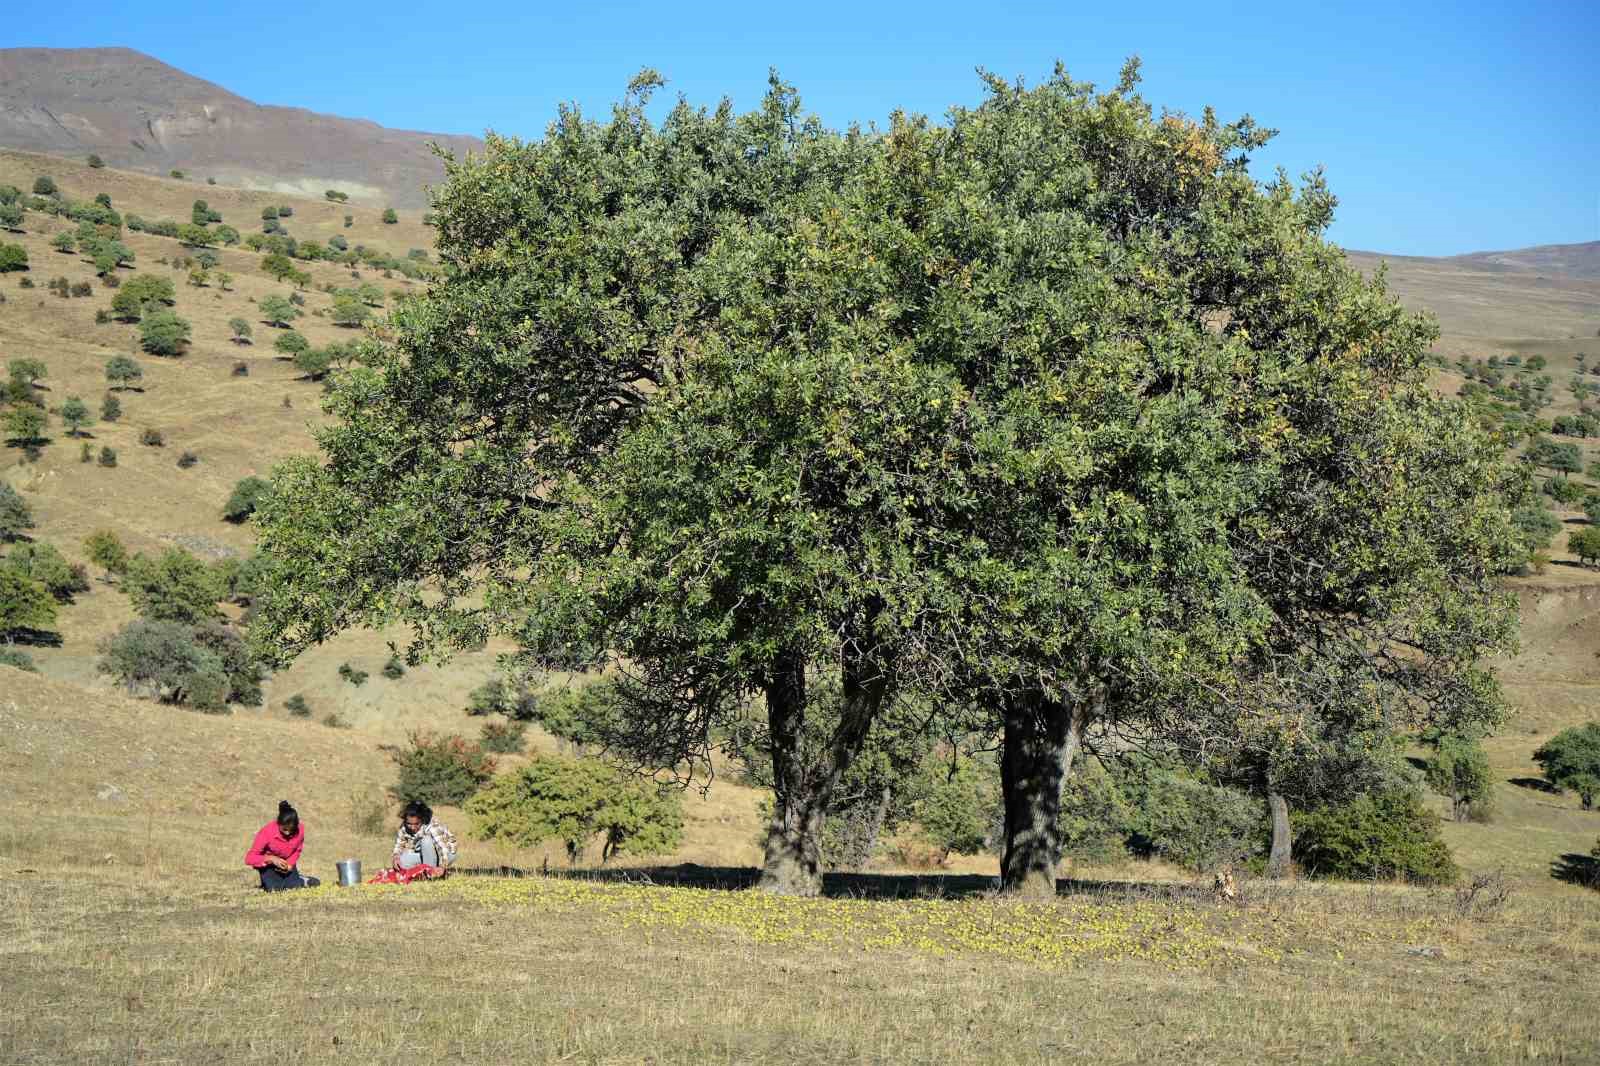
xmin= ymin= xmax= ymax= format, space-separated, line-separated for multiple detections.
xmin=9 ymin=0 xmax=1596 ymax=256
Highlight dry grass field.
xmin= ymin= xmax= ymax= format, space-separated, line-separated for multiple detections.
xmin=3 ymin=154 xmax=1600 ymax=1065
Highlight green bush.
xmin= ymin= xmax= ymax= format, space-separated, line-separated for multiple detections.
xmin=5 ymin=542 xmax=89 ymax=603
xmin=83 ymin=530 xmax=128 ymax=576
xmin=1116 ymin=762 xmax=1264 ymax=871
xmin=285 ymin=694 xmax=312 ymax=718
xmin=337 ymin=661 xmax=369 ymax=686
xmin=98 ymin=446 xmax=117 ymax=467
xmin=222 ymin=476 xmax=271 ymax=523
xmin=1054 ymin=763 xmax=1135 ymax=863
xmin=466 ymin=755 xmax=683 ymax=863
xmin=382 ymin=654 xmax=406 ymax=680
xmin=915 ymin=758 xmax=997 ymax=861
xmin=1424 ymin=732 xmax=1496 ymax=821
xmin=32 ymin=176 xmax=56 ymax=197
xmin=96 ymin=619 xmax=258 ymax=711
xmin=1292 ymin=790 xmax=1457 ymax=884
xmin=140 ymin=428 xmax=164 ymax=447
xmin=138 ymin=310 xmax=191 ymax=356
xmin=1533 ymin=723 xmax=1600 ymax=809
xmin=466 ymin=675 xmax=540 ymax=719
xmin=0 ymin=482 xmax=35 ymax=541
xmin=122 ymin=548 xmax=219 ymax=624
xmin=479 ymin=718 xmax=528 ymax=754
xmin=0 ymin=242 xmax=29 ymax=272
xmin=382 ymin=207 xmax=398 ymax=224
xmin=0 ymin=565 xmax=57 ymax=638
xmin=387 ymin=731 xmax=497 ymax=806
xmin=1570 ymin=527 xmax=1600 ymax=568
xmin=272 ymin=330 xmax=309 ymax=357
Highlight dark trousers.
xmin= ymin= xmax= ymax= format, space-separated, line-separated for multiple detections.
xmin=258 ymin=866 xmax=319 ymax=891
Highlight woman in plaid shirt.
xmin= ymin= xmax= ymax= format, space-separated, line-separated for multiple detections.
xmin=392 ymin=800 xmax=457 ymax=871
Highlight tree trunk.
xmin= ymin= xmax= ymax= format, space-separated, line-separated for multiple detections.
xmin=999 ymin=690 xmax=1091 ymax=897
xmin=757 ymin=645 xmax=889 ymax=896
xmin=860 ymin=783 xmax=893 ymax=864
xmin=1265 ymin=790 xmax=1293 ymax=880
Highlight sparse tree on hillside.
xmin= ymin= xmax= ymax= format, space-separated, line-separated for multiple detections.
xmin=1424 ymin=731 xmax=1495 ymax=821
xmin=229 ymin=317 xmax=253 ymax=344
xmin=99 ymin=393 xmax=121 ymax=422
xmin=1534 ymin=723 xmax=1600 ymax=809
xmin=329 ymin=294 xmax=370 ymax=327
xmin=6 ymin=542 xmax=89 ymax=603
xmin=3 ymin=405 xmax=47 ymax=446
xmin=84 ymin=530 xmax=129 ymax=578
xmin=216 ymin=271 xmax=233 ymax=291
xmin=261 ymin=253 xmax=295 ymax=282
xmin=381 ymin=207 xmax=398 ymax=224
xmin=87 ymin=154 xmax=105 ymax=168
xmin=0 ymin=203 xmax=23 ymax=231
xmin=293 ymin=346 xmax=335 ymax=381
xmin=122 ymin=548 xmax=221 ymax=625
xmin=0 ymin=242 xmax=29 ymax=272
xmin=105 ymin=355 xmax=143 ymax=390
xmin=0 ymin=483 xmax=35 ymax=542
xmin=259 ymin=295 xmax=299 ymax=327
xmin=60 ymin=396 xmax=92 ymax=437
xmin=0 ymin=566 xmax=57 ymax=641
xmin=109 ymin=289 xmax=145 ymax=322
xmin=32 ymin=176 xmax=57 ymax=197
xmin=272 ymin=331 xmax=309 ymax=357
xmin=1569 ymin=526 xmax=1600 ymax=568
xmin=50 ymin=232 xmax=75 ymax=253
xmin=8 ymin=358 xmax=47 ymax=393
xmin=139 ymin=310 xmax=192 ymax=356
xmin=261 ymin=206 xmax=279 ymax=221
xmin=223 ymin=476 xmax=272 ymax=523
xmin=177 ymin=224 xmax=214 ymax=248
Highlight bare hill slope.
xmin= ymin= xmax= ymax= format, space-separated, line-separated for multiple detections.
xmin=0 ymin=47 xmax=481 ymax=207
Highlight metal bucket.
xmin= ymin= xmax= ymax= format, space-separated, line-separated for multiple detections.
xmin=336 ymin=859 xmax=362 ymax=887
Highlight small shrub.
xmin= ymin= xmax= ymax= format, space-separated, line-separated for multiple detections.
xmin=1292 ymin=790 xmax=1457 ymax=885
xmin=466 ymin=755 xmax=683 ymax=863
xmin=83 ymin=530 xmax=129 ymax=577
xmin=479 ymin=718 xmax=528 ymax=754
xmin=285 ymin=694 xmax=312 ymax=718
xmin=100 ymin=393 xmax=121 ymax=422
xmin=98 ymin=446 xmax=117 ymax=467
xmin=322 ymin=712 xmax=351 ymax=729
xmin=382 ymin=654 xmax=406 ymax=680
xmin=177 ymin=450 xmax=199 ymax=469
xmin=338 ymin=661 xmax=370 ymax=686
xmin=94 ymin=309 xmax=109 ymax=324
xmin=140 ymin=428 xmax=165 ymax=447
xmin=387 ymin=731 xmax=497 ymax=806
xmin=69 ymin=280 xmax=92 ymax=297
xmin=382 ymin=207 xmax=398 ymax=224
xmin=80 ymin=441 xmax=92 ymax=463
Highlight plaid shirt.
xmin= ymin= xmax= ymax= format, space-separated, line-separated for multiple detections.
xmin=392 ymin=819 xmax=457 ymax=867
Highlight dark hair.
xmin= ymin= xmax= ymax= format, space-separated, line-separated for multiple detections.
xmin=276 ymin=799 xmax=299 ymax=832
xmin=402 ymin=800 xmax=432 ymax=824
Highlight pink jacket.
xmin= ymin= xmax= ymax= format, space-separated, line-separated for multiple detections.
xmin=245 ymin=821 xmax=305 ymax=869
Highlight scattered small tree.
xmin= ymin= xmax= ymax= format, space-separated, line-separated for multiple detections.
xmin=100 ymin=393 xmax=121 ymax=422
xmin=466 ymin=755 xmax=684 ymax=863
xmin=4 ymin=405 xmax=48 ymax=446
xmin=1424 ymin=732 xmax=1496 ymax=821
xmin=122 ymin=548 xmax=220 ymax=624
xmin=32 ymin=176 xmax=57 ymax=197
xmin=1534 ymin=723 xmax=1600 ymax=809
xmin=0 ymin=484 xmax=35 ymax=542
xmin=139 ymin=310 xmax=192 ymax=356
xmin=98 ymin=446 xmax=117 ymax=467
xmin=5 ymin=542 xmax=89 ymax=602
xmin=87 ymin=154 xmax=105 ymax=169
xmin=59 ymin=396 xmax=92 ymax=437
xmin=1571 ymin=527 xmax=1600 ymax=568
xmin=84 ymin=530 xmax=129 ymax=578
xmin=387 ymin=731 xmax=497 ymax=806
xmin=229 ymin=318 xmax=253 ymax=344
xmin=0 ymin=243 xmax=29 ymax=272
xmin=272 ymin=331 xmax=309 ymax=357
xmin=50 ymin=232 xmax=75 ymax=253
xmin=1293 ymin=791 xmax=1458 ymax=884
xmin=259 ymin=294 xmax=299 ymax=327
xmin=285 ymin=694 xmax=312 ymax=717
xmin=381 ymin=207 xmax=398 ymax=224
xmin=222 ymin=476 xmax=272 ymax=523
xmin=105 ymin=355 xmax=143 ymax=390
xmin=0 ymin=565 xmax=57 ymax=640
xmin=140 ymin=428 xmax=165 ymax=447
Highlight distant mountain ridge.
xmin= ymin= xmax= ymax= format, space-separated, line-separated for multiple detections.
xmin=0 ymin=46 xmax=482 ymax=207
xmin=1446 ymin=241 xmax=1600 ymax=280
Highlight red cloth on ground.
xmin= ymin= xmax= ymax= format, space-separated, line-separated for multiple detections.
xmin=366 ymin=864 xmax=446 ymax=885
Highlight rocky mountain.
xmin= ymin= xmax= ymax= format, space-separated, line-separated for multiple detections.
xmin=0 ymin=46 xmax=482 ymax=207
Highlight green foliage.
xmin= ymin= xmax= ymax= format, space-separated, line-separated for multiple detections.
xmin=123 ymin=548 xmax=220 ymax=624
xmin=138 ymin=310 xmax=192 ymax=356
xmin=0 ymin=203 xmax=23 ymax=231
xmin=381 ymin=207 xmax=398 ymax=224
xmin=0 ymin=242 xmax=29 ymax=272
xmin=467 ymin=755 xmax=684 ymax=862
xmin=1570 ymin=526 xmax=1600 ymax=568
xmin=1116 ymin=762 xmax=1265 ymax=872
xmin=5 ymin=541 xmax=89 ymax=602
xmin=104 ymin=355 xmax=143 ymax=389
xmin=59 ymin=396 xmax=91 ymax=437
xmin=177 ymin=450 xmax=199 ymax=469
xmin=98 ymin=446 xmax=117 ymax=467
xmin=1424 ymin=732 xmax=1496 ymax=821
xmin=1529 ymin=436 xmax=1583 ymax=476
xmin=531 ymin=680 xmax=624 ymax=745
xmin=50 ymin=232 xmax=74 ymax=253
xmin=293 ymin=346 xmax=335 ymax=381
xmin=272 ymin=330 xmax=309 ymax=357
xmin=1292 ymin=790 xmax=1457 ymax=884
xmin=1533 ymin=723 xmax=1600 ymax=809
xmin=0 ymin=565 xmax=57 ymax=637
xmin=0 ymin=646 xmax=37 ymax=671
xmin=32 ymin=176 xmax=56 ymax=197
xmin=222 ymin=476 xmax=272 ymax=523
xmin=479 ymin=718 xmax=528 ymax=754
xmin=1545 ymin=477 xmax=1586 ymax=505
xmin=324 ymin=190 xmax=349 ymax=203
xmin=261 ymin=252 xmax=295 ymax=281
xmin=87 ymin=154 xmax=104 ymax=169
xmin=381 ymin=654 xmax=406 ymax=680
xmin=98 ymin=393 xmax=120 ymax=422
xmin=387 ymin=731 xmax=497 ymax=806
xmin=258 ymin=294 xmax=299 ymax=327
xmin=329 ymin=293 xmax=370 ymax=327
xmin=337 ymin=661 xmax=370 ymax=686
xmin=229 ymin=317 xmax=252 ymax=344
xmin=140 ymin=428 xmax=164 ymax=447
xmin=1510 ymin=503 xmax=1562 ymax=558
xmin=285 ymin=694 xmax=312 ymax=717
xmin=4 ymin=404 xmax=47 ymax=446
xmin=84 ymin=530 xmax=129 ymax=576
xmin=119 ymin=277 xmax=174 ymax=310
xmin=177 ymin=223 xmax=214 ymax=248
xmin=914 ymin=758 xmax=997 ymax=860
xmin=0 ymin=483 xmax=35 ymax=541
xmin=466 ymin=675 xmax=540 ymax=719
xmin=1054 ymin=764 xmax=1135 ymax=864
xmin=96 ymin=619 xmax=260 ymax=711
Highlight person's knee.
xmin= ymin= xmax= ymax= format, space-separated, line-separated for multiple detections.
xmin=397 ymin=850 xmax=422 ymax=869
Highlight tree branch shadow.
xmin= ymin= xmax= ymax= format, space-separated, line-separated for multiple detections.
xmin=1550 ymin=853 xmax=1600 ymax=890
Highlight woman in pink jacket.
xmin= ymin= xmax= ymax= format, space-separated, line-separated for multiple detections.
xmin=244 ymin=800 xmax=319 ymax=891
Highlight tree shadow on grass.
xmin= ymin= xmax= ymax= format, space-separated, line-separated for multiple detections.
xmin=3 ymin=628 xmax=63 ymax=648
xmin=455 ymin=862 xmax=1213 ymax=903
xmin=1550 ymin=853 xmax=1600 ymax=890
xmin=1509 ymin=776 xmax=1559 ymax=794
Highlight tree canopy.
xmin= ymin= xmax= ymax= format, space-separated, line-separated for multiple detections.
xmin=253 ymin=65 xmax=1521 ymax=895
